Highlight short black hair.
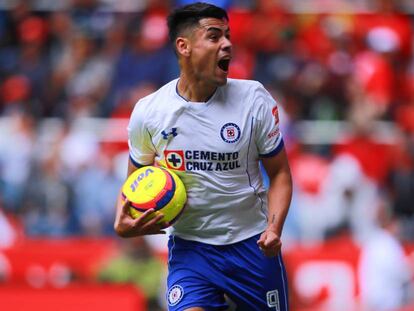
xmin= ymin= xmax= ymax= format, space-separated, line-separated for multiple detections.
xmin=167 ymin=2 xmax=228 ymax=45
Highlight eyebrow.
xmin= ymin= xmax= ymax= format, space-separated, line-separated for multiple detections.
xmin=206 ymin=26 xmax=230 ymax=35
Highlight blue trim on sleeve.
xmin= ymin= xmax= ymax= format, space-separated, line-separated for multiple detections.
xmin=129 ymin=154 xmax=145 ymax=168
xmin=259 ymin=139 xmax=284 ymax=158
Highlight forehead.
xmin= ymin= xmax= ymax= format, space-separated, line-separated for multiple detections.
xmin=197 ymin=17 xmax=229 ymax=32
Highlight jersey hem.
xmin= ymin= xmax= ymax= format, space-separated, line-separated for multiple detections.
xmin=170 ymin=226 xmax=266 ymax=246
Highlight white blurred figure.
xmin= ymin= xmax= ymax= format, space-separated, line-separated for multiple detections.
xmin=0 ymin=110 xmax=35 ymax=212
xmin=320 ymin=153 xmax=380 ymax=242
xmin=59 ymin=121 xmax=99 ymax=178
xmin=0 ymin=209 xmax=15 ymax=282
xmin=358 ymin=201 xmax=413 ymax=310
xmin=291 ymin=153 xmax=380 ymax=243
xmin=0 ymin=210 xmax=16 ymax=249
xmin=289 ymin=152 xmax=330 ymax=243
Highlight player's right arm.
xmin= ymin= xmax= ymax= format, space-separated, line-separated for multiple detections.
xmin=114 ymin=158 xmax=168 ymax=237
xmin=114 ymin=98 xmax=168 ymax=237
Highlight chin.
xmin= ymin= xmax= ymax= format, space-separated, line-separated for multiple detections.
xmin=216 ymin=77 xmax=228 ymax=86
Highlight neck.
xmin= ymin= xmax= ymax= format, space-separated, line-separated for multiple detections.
xmin=177 ymin=74 xmax=217 ymax=102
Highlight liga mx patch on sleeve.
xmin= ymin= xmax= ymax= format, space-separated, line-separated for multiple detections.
xmin=168 ymin=284 xmax=184 ymax=306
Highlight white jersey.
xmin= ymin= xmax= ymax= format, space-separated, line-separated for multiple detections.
xmin=128 ymin=78 xmax=283 ymax=245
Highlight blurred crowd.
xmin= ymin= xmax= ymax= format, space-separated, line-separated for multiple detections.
xmin=0 ymin=0 xmax=412 ymax=236
xmin=0 ymin=0 xmax=414 ymax=309
xmin=0 ymin=0 xmax=413 ymax=240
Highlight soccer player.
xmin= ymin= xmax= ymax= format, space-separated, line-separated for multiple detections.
xmin=114 ymin=2 xmax=292 ymax=310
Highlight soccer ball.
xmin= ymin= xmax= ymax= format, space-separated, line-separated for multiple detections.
xmin=121 ymin=166 xmax=187 ymax=226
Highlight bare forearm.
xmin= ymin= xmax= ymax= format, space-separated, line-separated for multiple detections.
xmin=260 ymin=148 xmax=292 ymax=237
xmin=258 ymin=153 xmax=292 ymax=257
xmin=266 ymin=165 xmax=292 ymax=237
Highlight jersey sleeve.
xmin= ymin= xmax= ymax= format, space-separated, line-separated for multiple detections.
xmin=253 ymin=84 xmax=284 ymax=158
xmin=127 ymin=101 xmax=156 ymax=166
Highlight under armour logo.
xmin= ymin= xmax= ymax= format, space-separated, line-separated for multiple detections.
xmin=161 ymin=128 xmax=178 ymax=140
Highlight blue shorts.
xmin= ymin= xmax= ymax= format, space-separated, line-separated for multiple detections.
xmin=166 ymin=234 xmax=289 ymax=311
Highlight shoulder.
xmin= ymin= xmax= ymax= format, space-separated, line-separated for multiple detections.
xmin=224 ymin=78 xmax=264 ymax=94
xmin=223 ymin=79 xmax=270 ymax=102
xmin=131 ymin=79 xmax=177 ymax=116
xmin=137 ymin=79 xmax=177 ymax=108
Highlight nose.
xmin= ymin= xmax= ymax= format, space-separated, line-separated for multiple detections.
xmin=222 ymin=37 xmax=232 ymax=53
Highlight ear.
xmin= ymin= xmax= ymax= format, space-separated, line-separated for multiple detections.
xmin=176 ymin=37 xmax=191 ymax=57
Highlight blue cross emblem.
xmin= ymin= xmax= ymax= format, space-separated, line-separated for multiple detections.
xmin=167 ymin=153 xmax=182 ymax=167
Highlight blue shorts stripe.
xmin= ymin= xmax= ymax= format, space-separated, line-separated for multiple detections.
xmin=278 ymin=254 xmax=289 ymax=311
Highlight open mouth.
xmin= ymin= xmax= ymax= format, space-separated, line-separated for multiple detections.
xmin=218 ymin=58 xmax=230 ymax=72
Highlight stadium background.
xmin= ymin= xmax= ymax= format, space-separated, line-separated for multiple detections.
xmin=0 ymin=0 xmax=414 ymax=310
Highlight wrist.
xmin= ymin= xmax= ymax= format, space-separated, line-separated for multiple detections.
xmin=266 ymin=223 xmax=281 ymax=237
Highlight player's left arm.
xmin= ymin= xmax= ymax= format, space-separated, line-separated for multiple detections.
xmin=257 ymin=147 xmax=292 ymax=257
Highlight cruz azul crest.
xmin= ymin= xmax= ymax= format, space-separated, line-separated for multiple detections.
xmin=220 ymin=123 xmax=241 ymax=143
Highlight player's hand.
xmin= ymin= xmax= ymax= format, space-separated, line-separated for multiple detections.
xmin=114 ymin=199 xmax=169 ymax=237
xmin=257 ymin=229 xmax=282 ymax=257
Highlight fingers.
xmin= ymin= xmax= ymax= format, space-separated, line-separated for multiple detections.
xmin=257 ymin=236 xmax=265 ymax=247
xmin=133 ymin=209 xmax=169 ymax=235
xmin=257 ymin=232 xmax=267 ymax=248
xmin=260 ymin=243 xmax=281 ymax=257
xmin=135 ymin=208 xmax=164 ymax=225
xmin=257 ymin=232 xmax=281 ymax=257
xmin=121 ymin=198 xmax=131 ymax=214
